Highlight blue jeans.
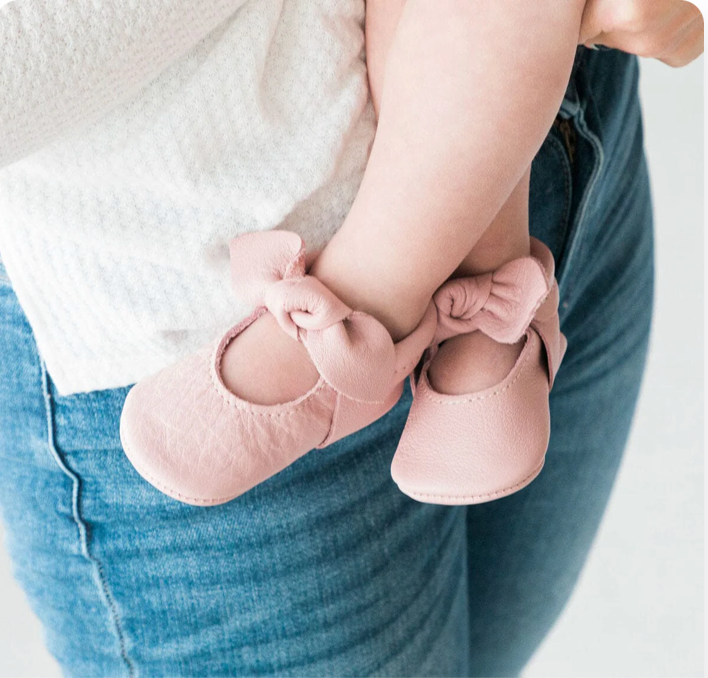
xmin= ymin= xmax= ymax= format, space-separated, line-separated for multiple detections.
xmin=0 ymin=48 xmax=653 ymax=678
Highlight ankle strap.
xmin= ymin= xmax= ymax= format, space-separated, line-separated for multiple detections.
xmin=433 ymin=255 xmax=551 ymax=345
xmin=432 ymin=237 xmax=567 ymax=386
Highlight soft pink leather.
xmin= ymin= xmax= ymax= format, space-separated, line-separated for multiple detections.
xmin=433 ymin=256 xmax=549 ymax=345
xmin=391 ymin=238 xmax=567 ymax=505
xmin=120 ymin=230 xmax=437 ymax=506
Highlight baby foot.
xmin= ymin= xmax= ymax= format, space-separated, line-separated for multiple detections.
xmin=220 ymin=311 xmax=320 ymax=405
xmin=390 ymin=238 xmax=568 ymax=506
xmin=427 ymin=331 xmax=524 ymax=395
xmin=119 ymin=230 xmax=439 ymax=507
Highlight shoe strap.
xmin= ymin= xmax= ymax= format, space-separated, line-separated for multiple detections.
xmin=392 ymin=302 xmax=438 ymax=379
xmin=432 ymin=237 xmax=567 ymax=387
xmin=433 ymin=260 xmax=550 ymax=345
xmin=530 ymin=280 xmax=567 ymax=388
xmin=528 ymin=238 xmax=567 ymax=387
xmin=229 ymin=230 xmax=399 ymax=404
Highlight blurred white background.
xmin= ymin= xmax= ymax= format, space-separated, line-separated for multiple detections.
xmin=0 ymin=55 xmax=703 ymax=678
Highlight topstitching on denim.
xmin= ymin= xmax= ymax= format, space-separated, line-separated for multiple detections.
xmin=552 ymin=56 xmax=605 ymax=305
xmin=40 ymin=359 xmax=136 ymax=678
xmin=554 ymin=83 xmax=605 ymax=306
xmin=542 ymin=131 xmax=574 ymax=256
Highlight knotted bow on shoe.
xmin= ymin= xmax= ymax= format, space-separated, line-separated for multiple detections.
xmin=228 ymin=230 xmax=398 ymax=403
xmin=432 ymin=238 xmax=567 ymax=386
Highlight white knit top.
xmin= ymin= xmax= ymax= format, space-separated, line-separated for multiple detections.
xmin=0 ymin=0 xmax=374 ymax=394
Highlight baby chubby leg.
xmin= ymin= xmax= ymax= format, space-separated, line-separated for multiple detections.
xmin=428 ymin=167 xmax=532 ymax=395
xmin=222 ymin=0 xmax=584 ymax=405
xmin=310 ymin=0 xmax=582 ymax=339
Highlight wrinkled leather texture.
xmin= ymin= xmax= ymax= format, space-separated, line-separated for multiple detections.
xmin=391 ymin=238 xmax=567 ymax=505
xmin=120 ymin=230 xmax=437 ymax=506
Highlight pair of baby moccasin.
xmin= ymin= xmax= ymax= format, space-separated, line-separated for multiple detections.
xmin=119 ymin=230 xmax=566 ymax=507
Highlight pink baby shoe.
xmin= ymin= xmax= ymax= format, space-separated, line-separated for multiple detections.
xmin=120 ymin=230 xmax=437 ymax=506
xmin=390 ymin=237 xmax=567 ymax=505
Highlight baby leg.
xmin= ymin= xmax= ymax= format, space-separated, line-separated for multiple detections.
xmin=428 ymin=168 xmax=532 ymax=394
xmin=310 ymin=0 xmax=579 ymax=338
xmin=222 ymin=0 xmax=583 ymax=404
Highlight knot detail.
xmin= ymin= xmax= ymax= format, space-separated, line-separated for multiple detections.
xmin=433 ymin=257 xmax=551 ymax=345
xmin=432 ymin=238 xmax=568 ymax=387
xmin=228 ymin=230 xmax=397 ymax=402
xmin=435 ymin=273 xmax=494 ymax=328
xmin=264 ymin=277 xmax=352 ymax=341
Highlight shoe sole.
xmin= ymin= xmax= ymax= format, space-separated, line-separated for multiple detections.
xmin=394 ymin=458 xmax=545 ymax=506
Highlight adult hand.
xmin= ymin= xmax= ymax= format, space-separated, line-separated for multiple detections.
xmin=579 ymin=0 xmax=704 ymax=67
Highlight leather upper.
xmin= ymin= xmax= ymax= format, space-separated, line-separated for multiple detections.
xmin=392 ymin=237 xmax=567 ymax=505
xmin=120 ymin=230 xmax=437 ymax=505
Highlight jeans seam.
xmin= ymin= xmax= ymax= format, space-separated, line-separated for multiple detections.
xmin=40 ymin=360 xmax=136 ymax=678
xmin=556 ymin=105 xmax=605 ymax=307
xmin=544 ymin=131 xmax=573 ymax=255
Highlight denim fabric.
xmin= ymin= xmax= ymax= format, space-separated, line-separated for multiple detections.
xmin=0 ymin=47 xmax=653 ymax=678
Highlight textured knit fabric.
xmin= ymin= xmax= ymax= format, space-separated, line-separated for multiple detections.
xmin=0 ymin=0 xmax=374 ymax=394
